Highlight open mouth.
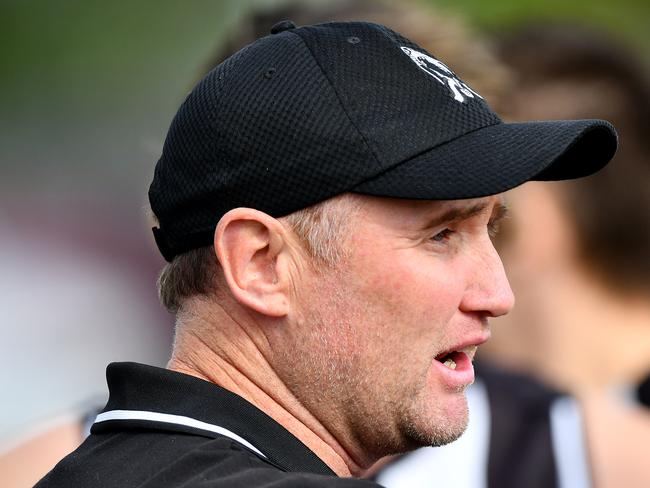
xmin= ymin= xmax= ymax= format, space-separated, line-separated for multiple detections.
xmin=435 ymin=351 xmax=461 ymax=370
xmin=434 ymin=345 xmax=478 ymax=371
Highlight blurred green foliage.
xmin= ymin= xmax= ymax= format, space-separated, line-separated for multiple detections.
xmin=0 ymin=0 xmax=251 ymax=193
xmin=1 ymin=0 xmax=250 ymax=111
xmin=2 ymin=0 xmax=646 ymax=102
xmin=0 ymin=0 xmax=647 ymax=195
xmin=425 ymin=0 xmax=649 ymax=58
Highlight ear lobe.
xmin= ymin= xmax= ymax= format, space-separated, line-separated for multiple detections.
xmin=215 ymin=208 xmax=290 ymax=317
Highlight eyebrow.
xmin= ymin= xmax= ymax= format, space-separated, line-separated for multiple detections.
xmin=491 ymin=202 xmax=509 ymax=223
xmin=422 ymin=200 xmax=508 ymax=230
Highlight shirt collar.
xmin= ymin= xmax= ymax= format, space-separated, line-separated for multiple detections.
xmin=91 ymin=362 xmax=336 ymax=476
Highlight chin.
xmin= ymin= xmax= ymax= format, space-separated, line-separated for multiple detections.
xmin=404 ymin=392 xmax=470 ymax=448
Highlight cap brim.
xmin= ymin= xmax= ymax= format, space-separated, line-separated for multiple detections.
xmin=352 ymin=119 xmax=618 ymax=199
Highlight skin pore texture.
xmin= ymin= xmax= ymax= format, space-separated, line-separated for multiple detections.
xmin=168 ymin=194 xmax=514 ymax=477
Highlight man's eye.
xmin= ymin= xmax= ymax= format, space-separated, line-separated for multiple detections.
xmin=431 ymin=228 xmax=454 ymax=242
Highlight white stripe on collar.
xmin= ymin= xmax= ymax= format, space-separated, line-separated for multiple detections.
xmin=94 ymin=409 xmax=267 ymax=459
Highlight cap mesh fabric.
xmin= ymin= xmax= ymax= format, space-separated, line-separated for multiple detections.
xmin=296 ymin=22 xmax=500 ymax=168
xmin=150 ymin=30 xmax=378 ymax=252
xmin=148 ymin=21 xmax=617 ymax=260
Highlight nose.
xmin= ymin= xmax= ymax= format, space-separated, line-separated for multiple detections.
xmin=460 ymin=238 xmax=515 ymax=318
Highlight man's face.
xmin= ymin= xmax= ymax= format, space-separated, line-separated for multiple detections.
xmin=285 ymin=194 xmax=514 ymax=460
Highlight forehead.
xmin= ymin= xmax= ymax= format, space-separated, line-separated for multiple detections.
xmin=355 ymin=194 xmax=505 ymax=227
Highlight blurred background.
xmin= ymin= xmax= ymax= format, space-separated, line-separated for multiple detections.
xmin=1 ymin=0 xmax=649 ymax=486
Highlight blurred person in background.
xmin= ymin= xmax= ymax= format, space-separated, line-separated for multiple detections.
xmin=481 ymin=25 xmax=650 ymax=487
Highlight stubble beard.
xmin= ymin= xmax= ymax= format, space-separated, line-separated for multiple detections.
xmin=293 ymin=294 xmax=470 ymax=460
xmin=334 ymin=358 xmax=471 ymax=458
xmin=399 ymin=379 xmax=470 ymax=449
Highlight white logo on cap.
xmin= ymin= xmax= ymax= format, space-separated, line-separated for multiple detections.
xmin=401 ymin=47 xmax=483 ymax=103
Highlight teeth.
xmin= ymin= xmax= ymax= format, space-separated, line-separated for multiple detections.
xmin=443 ymin=358 xmax=457 ymax=370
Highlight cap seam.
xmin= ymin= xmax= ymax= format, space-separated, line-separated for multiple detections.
xmin=351 ymin=119 xmax=503 ymax=190
xmin=288 ymin=29 xmax=384 ymax=171
xmin=202 ymin=42 xmax=258 ymax=158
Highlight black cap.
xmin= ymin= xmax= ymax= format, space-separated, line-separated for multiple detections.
xmin=149 ymin=21 xmax=617 ymax=262
xmin=270 ymin=20 xmax=296 ymax=34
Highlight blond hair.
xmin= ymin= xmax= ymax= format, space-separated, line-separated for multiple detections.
xmin=156 ymin=195 xmax=360 ymax=313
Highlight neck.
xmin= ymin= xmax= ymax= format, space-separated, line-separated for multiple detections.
xmin=500 ymin=264 xmax=650 ymax=393
xmin=167 ymin=298 xmax=364 ymax=477
xmin=552 ymin=269 xmax=650 ymax=390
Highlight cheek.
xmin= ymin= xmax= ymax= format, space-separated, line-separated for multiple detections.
xmin=356 ymin=250 xmax=466 ymax=337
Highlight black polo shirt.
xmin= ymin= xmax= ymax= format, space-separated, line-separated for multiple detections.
xmin=35 ymin=362 xmax=383 ymax=487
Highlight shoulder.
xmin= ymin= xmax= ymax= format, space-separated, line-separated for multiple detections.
xmin=35 ymin=430 xmax=382 ymax=488
xmin=206 ymin=467 xmax=386 ymax=487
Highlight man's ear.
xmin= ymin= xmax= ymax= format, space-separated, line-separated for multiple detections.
xmin=214 ymin=208 xmax=291 ymax=317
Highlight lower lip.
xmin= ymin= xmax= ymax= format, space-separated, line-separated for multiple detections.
xmin=432 ymin=352 xmax=475 ymax=389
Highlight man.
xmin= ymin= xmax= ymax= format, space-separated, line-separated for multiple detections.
xmin=36 ymin=20 xmax=617 ymax=487
xmin=205 ymin=7 xmax=593 ymax=488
